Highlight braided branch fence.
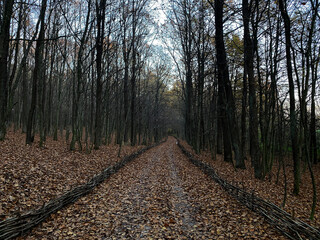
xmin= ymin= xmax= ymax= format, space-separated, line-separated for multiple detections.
xmin=177 ymin=140 xmax=320 ymax=240
xmin=0 ymin=141 xmax=163 ymax=240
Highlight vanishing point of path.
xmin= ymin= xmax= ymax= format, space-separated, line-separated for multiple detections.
xmin=22 ymin=137 xmax=285 ymax=239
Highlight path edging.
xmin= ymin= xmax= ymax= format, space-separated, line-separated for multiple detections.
xmin=176 ymin=138 xmax=320 ymax=240
xmin=0 ymin=140 xmax=165 ymax=240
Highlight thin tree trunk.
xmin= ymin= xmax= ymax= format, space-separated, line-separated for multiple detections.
xmin=94 ymin=0 xmax=106 ymax=149
xmin=278 ymin=0 xmax=300 ymax=195
xmin=71 ymin=0 xmax=91 ymax=150
xmin=310 ymin=54 xmax=317 ymax=164
xmin=130 ymin=0 xmax=137 ymax=146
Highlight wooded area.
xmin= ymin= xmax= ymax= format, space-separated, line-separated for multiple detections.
xmin=165 ymin=0 xmax=320 ymax=220
xmin=0 ymin=0 xmax=174 ymax=152
xmin=0 ymin=0 xmax=319 ymax=230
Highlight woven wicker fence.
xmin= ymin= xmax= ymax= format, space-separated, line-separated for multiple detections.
xmin=177 ymin=140 xmax=320 ymax=240
xmin=0 ymin=141 xmax=163 ymax=240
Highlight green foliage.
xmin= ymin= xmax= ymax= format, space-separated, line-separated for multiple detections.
xmin=225 ymin=33 xmax=244 ymax=66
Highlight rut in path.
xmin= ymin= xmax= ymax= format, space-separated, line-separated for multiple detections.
xmin=22 ymin=137 xmax=285 ymax=239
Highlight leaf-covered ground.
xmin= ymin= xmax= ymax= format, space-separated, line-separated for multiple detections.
xmin=0 ymin=130 xmax=143 ymax=219
xmin=179 ymin=140 xmax=320 ymax=228
xmin=16 ymin=137 xmax=284 ymax=239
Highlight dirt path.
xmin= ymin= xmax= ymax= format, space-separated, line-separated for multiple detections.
xmin=22 ymin=137 xmax=286 ymax=239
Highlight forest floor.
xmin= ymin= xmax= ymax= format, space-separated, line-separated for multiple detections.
xmin=1 ymin=132 xmax=287 ymax=239
xmin=0 ymin=130 xmax=143 ymax=219
xmin=179 ymin=140 xmax=320 ymax=229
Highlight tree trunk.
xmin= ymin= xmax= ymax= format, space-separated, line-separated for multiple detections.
xmin=130 ymin=0 xmax=137 ymax=146
xmin=278 ymin=0 xmax=300 ymax=195
xmin=243 ymin=0 xmax=261 ymax=176
xmin=0 ymin=0 xmax=14 ymax=140
xmin=214 ymin=0 xmax=244 ymax=168
xmin=94 ymin=0 xmax=106 ymax=150
xmin=241 ymin=64 xmax=247 ymax=160
xmin=26 ymin=0 xmax=47 ymax=145
xmin=310 ymin=54 xmax=317 ymax=164
xmin=71 ymin=0 xmax=91 ymax=150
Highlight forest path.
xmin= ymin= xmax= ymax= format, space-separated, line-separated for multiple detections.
xmin=23 ymin=137 xmax=285 ymax=239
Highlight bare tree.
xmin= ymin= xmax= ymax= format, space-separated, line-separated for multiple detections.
xmin=0 ymin=0 xmax=14 ymax=140
xmin=278 ymin=0 xmax=300 ymax=195
xmin=26 ymin=0 xmax=48 ymax=145
xmin=212 ymin=0 xmax=244 ymax=167
xmin=242 ymin=0 xmax=260 ymax=175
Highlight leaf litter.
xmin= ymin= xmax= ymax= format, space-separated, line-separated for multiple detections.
xmin=0 ymin=130 xmax=143 ymax=220
xmin=14 ymin=137 xmax=285 ymax=239
xmin=179 ymin=139 xmax=320 ymax=229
